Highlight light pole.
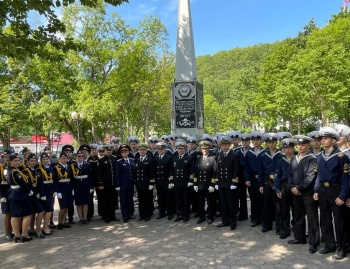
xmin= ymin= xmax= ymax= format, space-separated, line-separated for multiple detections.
xmin=71 ymin=111 xmax=84 ymax=145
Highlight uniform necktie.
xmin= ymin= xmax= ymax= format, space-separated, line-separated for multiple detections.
xmin=179 ymin=155 xmax=182 ymax=160
xmin=203 ymin=156 xmax=207 ymax=161
xmin=223 ymin=152 xmax=227 ymax=157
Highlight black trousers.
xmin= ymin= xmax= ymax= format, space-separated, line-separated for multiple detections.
xmin=175 ymin=187 xmax=190 ymax=219
xmin=68 ymin=196 xmax=75 ymax=222
xmin=318 ymin=184 xmax=346 ymax=254
xmin=87 ymin=191 xmax=94 ymax=219
xmin=247 ymin=185 xmax=262 ymax=222
xmin=344 ymin=205 xmax=350 ymax=247
xmin=119 ymin=187 xmax=134 ymax=221
xmin=96 ymin=188 xmax=105 ymax=217
xmin=197 ymin=190 xmax=216 ymax=220
xmin=137 ymin=188 xmax=153 ymax=219
xmin=102 ymin=187 xmax=117 ymax=221
xmin=262 ymin=183 xmax=274 ymax=229
xmin=280 ymin=183 xmax=292 ymax=235
xmin=189 ymin=187 xmax=198 ymax=213
xmin=291 ymin=194 xmax=320 ymax=246
xmin=219 ymin=187 xmax=236 ymax=226
xmin=234 ymin=180 xmax=248 ymax=219
xmin=157 ymin=185 xmax=176 ymax=217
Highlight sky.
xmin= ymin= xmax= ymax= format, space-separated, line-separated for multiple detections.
xmin=111 ymin=0 xmax=344 ymax=56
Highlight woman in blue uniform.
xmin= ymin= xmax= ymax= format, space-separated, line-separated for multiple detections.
xmin=54 ymin=152 xmax=73 ymax=230
xmin=37 ymin=152 xmax=57 ymax=235
xmin=1 ymin=152 xmax=12 ymax=240
xmin=71 ymin=150 xmax=92 ymax=226
xmin=6 ymin=153 xmax=34 ymax=243
xmin=23 ymin=153 xmax=45 ymax=238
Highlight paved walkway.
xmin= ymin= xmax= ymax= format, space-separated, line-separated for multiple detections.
xmin=0 ymin=199 xmax=348 ymax=269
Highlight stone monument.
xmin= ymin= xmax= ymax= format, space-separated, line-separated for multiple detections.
xmin=171 ymin=0 xmax=204 ymax=138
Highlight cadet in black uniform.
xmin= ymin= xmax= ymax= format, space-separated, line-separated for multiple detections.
xmin=1 ymin=151 xmax=12 ymax=240
xmin=7 ymin=153 xmax=34 ymax=243
xmin=187 ymin=136 xmax=199 ymax=216
xmin=23 ymin=153 xmax=46 ymax=238
xmin=114 ymin=144 xmax=135 ymax=223
xmin=54 ymin=152 xmax=73 ymax=230
xmin=134 ymin=143 xmax=155 ymax=221
xmin=287 ymin=136 xmax=320 ymax=254
xmin=154 ymin=142 xmax=175 ymax=220
xmin=193 ymin=140 xmax=217 ymax=225
xmin=87 ymin=144 xmax=99 ymax=221
xmin=62 ymin=144 xmax=75 ymax=224
xmin=169 ymin=141 xmax=194 ymax=222
xmin=215 ymin=136 xmax=240 ymax=230
xmin=314 ymin=127 xmax=349 ymax=260
xmin=244 ymin=131 xmax=265 ymax=228
xmin=258 ymin=133 xmax=282 ymax=233
xmin=71 ymin=150 xmax=93 ymax=226
xmin=97 ymin=144 xmax=118 ymax=223
xmin=233 ymin=133 xmax=250 ymax=221
xmin=274 ymin=138 xmax=295 ymax=240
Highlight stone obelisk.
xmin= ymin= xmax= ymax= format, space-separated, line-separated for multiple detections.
xmin=171 ymin=0 xmax=204 ymax=137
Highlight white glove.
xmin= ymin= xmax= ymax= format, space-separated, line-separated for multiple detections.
xmin=230 ymin=185 xmax=237 ymax=190
xmin=72 ymin=190 xmax=75 ymax=196
xmin=0 ymin=197 xmax=6 ymax=202
xmin=148 ymin=185 xmax=154 ymax=190
xmin=29 ymin=190 xmax=34 ymax=196
xmin=53 ymin=192 xmax=57 ymax=197
xmin=194 ymin=186 xmax=198 ymax=192
xmin=168 ymin=183 xmax=174 ymax=189
xmin=41 ymin=196 xmax=47 ymax=201
xmin=187 ymin=182 xmax=194 ymax=187
xmin=215 ymin=185 xmax=219 ymax=190
xmin=90 ymin=189 xmax=93 ymax=193
xmin=208 ymin=186 xmax=215 ymax=193
xmin=57 ymin=193 xmax=63 ymax=199
xmin=36 ymin=193 xmax=40 ymax=199
xmin=115 ymin=187 xmax=120 ymax=191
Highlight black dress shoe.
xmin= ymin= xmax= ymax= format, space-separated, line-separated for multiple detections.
xmin=217 ymin=223 xmax=229 ymax=228
xmin=28 ymin=231 xmax=37 ymax=236
xmin=287 ymin=239 xmax=306 ymax=244
xmin=332 ymin=253 xmax=345 ymax=260
xmin=318 ymin=247 xmax=336 ymax=254
xmin=62 ymin=223 xmax=72 ymax=228
xmin=193 ymin=213 xmax=199 ymax=218
xmin=206 ymin=219 xmax=213 ymax=225
xmin=276 ymin=230 xmax=281 ymax=236
xmin=137 ymin=218 xmax=144 ymax=221
xmin=123 ymin=219 xmax=129 ymax=223
xmin=309 ymin=245 xmax=317 ymax=254
xmin=167 ymin=215 xmax=173 ymax=220
xmin=68 ymin=220 xmax=76 ymax=224
xmin=183 ymin=217 xmax=189 ymax=223
xmin=279 ymin=233 xmax=290 ymax=239
xmin=250 ymin=221 xmax=261 ymax=227
xmin=156 ymin=215 xmax=166 ymax=219
xmin=14 ymin=236 xmax=21 ymax=243
xmin=104 ymin=219 xmax=110 ymax=224
xmin=20 ymin=236 xmax=33 ymax=242
xmin=174 ymin=216 xmax=183 ymax=222
xmin=144 ymin=218 xmax=150 ymax=222
xmin=230 ymin=225 xmax=236 ymax=230
xmin=261 ymin=227 xmax=272 ymax=233
xmin=57 ymin=224 xmax=63 ymax=230
xmin=197 ymin=217 xmax=205 ymax=224
xmin=111 ymin=217 xmax=120 ymax=221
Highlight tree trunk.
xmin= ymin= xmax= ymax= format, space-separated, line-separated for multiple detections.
xmin=0 ymin=127 xmax=11 ymax=150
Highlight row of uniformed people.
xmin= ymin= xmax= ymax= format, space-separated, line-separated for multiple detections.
xmin=0 ymin=146 xmax=95 ymax=242
xmin=270 ymin=126 xmax=350 ymax=260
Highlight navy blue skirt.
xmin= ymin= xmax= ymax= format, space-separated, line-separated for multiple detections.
xmin=1 ymin=201 xmax=10 ymax=214
xmin=42 ymin=195 xmax=54 ymax=212
xmin=74 ymin=188 xmax=91 ymax=205
xmin=31 ymin=196 xmax=44 ymax=213
xmin=9 ymin=198 xmax=33 ymax=217
xmin=58 ymin=192 xmax=73 ymax=209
